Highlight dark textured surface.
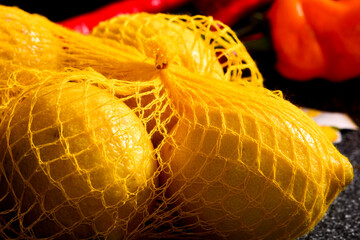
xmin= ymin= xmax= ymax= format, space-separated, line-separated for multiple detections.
xmin=0 ymin=1 xmax=359 ymax=239
xmin=300 ymin=130 xmax=360 ymax=240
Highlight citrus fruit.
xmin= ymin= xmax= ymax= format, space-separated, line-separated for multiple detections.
xmin=91 ymin=12 xmax=224 ymax=79
xmin=0 ymin=5 xmax=148 ymax=83
xmin=0 ymin=6 xmax=59 ymax=71
xmin=0 ymin=78 xmax=157 ymax=239
xmin=160 ymin=81 xmax=353 ymax=239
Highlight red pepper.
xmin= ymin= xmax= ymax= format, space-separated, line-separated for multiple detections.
xmin=58 ymin=0 xmax=190 ymax=34
xmin=196 ymin=0 xmax=273 ymax=26
xmin=267 ymin=0 xmax=360 ymax=82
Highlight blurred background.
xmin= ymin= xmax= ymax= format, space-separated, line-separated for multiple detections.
xmin=0 ymin=0 xmax=359 ymax=239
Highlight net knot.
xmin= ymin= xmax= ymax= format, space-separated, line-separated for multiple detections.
xmin=145 ymin=37 xmax=169 ymax=70
xmin=155 ymin=48 xmax=169 ymax=70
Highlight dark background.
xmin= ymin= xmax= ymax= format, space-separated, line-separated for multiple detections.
xmin=0 ymin=0 xmax=117 ymax=22
xmin=1 ymin=1 xmax=359 ymax=239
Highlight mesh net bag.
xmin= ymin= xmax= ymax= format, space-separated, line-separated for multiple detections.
xmin=0 ymin=5 xmax=354 ymax=240
xmin=90 ymin=12 xmax=262 ymax=85
xmin=0 ymin=6 xmax=263 ymax=86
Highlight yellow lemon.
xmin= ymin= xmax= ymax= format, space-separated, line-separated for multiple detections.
xmin=0 ymin=5 xmax=153 ymax=83
xmin=91 ymin=13 xmax=224 ymax=79
xmin=0 ymin=6 xmax=59 ymax=71
xmin=0 ymin=77 xmax=157 ymax=239
xmin=160 ymin=80 xmax=353 ymax=240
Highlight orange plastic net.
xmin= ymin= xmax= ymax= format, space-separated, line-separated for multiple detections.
xmin=0 ymin=5 xmax=353 ymax=240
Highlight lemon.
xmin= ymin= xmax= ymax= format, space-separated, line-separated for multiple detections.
xmin=160 ymin=83 xmax=353 ymax=239
xmin=0 ymin=6 xmax=59 ymax=71
xmin=0 ymin=79 xmax=157 ymax=239
xmin=0 ymin=6 xmax=150 ymax=84
xmin=91 ymin=13 xmax=224 ymax=79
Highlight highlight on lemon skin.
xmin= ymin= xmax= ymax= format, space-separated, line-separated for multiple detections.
xmin=0 ymin=71 xmax=158 ymax=239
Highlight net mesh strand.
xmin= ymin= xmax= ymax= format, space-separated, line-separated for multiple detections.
xmin=0 ymin=5 xmax=354 ymax=240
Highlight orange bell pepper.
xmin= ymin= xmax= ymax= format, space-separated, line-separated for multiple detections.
xmin=267 ymin=0 xmax=360 ymax=82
